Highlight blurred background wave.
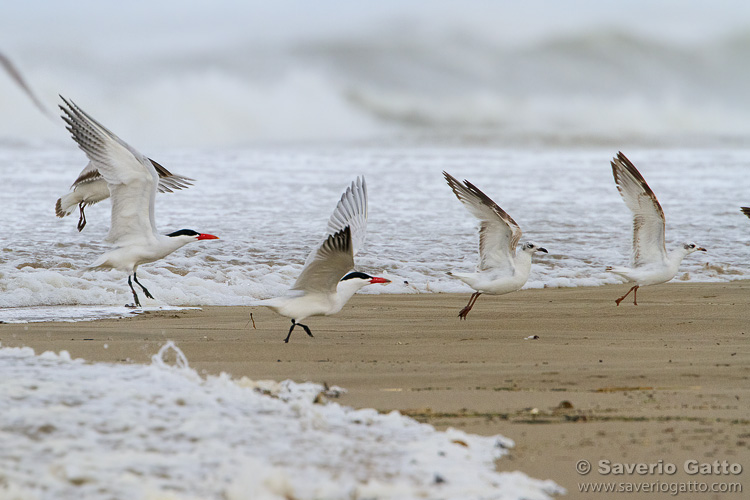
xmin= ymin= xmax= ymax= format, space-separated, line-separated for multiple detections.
xmin=3 ymin=0 xmax=750 ymax=148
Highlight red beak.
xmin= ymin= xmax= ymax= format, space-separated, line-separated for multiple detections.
xmin=369 ymin=277 xmax=391 ymax=284
xmin=197 ymin=233 xmax=220 ymax=240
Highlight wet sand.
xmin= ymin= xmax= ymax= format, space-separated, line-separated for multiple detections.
xmin=2 ymin=281 xmax=749 ymax=498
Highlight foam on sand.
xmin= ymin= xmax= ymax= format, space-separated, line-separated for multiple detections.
xmin=0 ymin=341 xmax=563 ymax=499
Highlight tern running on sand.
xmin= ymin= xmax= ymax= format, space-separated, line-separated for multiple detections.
xmin=443 ymin=171 xmax=547 ymax=319
xmin=56 ymin=159 xmax=193 ymax=231
xmin=259 ymin=177 xmax=390 ymax=343
xmin=607 ymin=152 xmax=706 ymax=306
xmin=59 ymin=97 xmax=219 ymax=307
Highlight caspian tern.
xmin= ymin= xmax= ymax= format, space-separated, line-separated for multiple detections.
xmin=56 ymin=159 xmax=194 ymax=231
xmin=2 ymin=52 xmax=193 ymax=234
xmin=443 ymin=171 xmax=547 ymax=319
xmin=59 ymin=96 xmax=219 ymax=307
xmin=607 ymin=152 xmax=706 ymax=306
xmin=259 ymin=177 xmax=390 ymax=343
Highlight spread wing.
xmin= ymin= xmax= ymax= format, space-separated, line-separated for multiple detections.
xmin=0 ymin=52 xmax=55 ymax=120
xmin=69 ymin=161 xmax=103 ymax=189
xmin=304 ymin=177 xmax=367 ymax=267
xmin=611 ymin=152 xmax=667 ymax=267
xmin=149 ymin=159 xmax=195 ymax=193
xmin=59 ymin=96 xmax=158 ymax=247
xmin=69 ymin=159 xmax=193 ymax=193
xmin=444 ymin=171 xmax=522 ymax=273
xmin=293 ymin=226 xmax=355 ymax=294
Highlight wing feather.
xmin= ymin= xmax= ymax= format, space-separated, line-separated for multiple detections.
xmin=59 ymin=97 xmax=158 ymax=246
xmin=149 ymin=158 xmax=195 ymax=193
xmin=293 ymin=226 xmax=354 ymax=294
xmin=611 ymin=152 xmax=667 ymax=267
xmin=444 ymin=171 xmax=522 ymax=273
xmin=304 ymin=177 xmax=367 ymax=267
xmin=68 ymin=159 xmax=193 ymax=193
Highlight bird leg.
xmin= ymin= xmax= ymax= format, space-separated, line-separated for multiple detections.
xmin=77 ymin=203 xmax=87 ymax=232
xmin=284 ymin=319 xmax=314 ymax=343
xmin=458 ymin=292 xmax=482 ymax=319
xmin=298 ymin=323 xmax=314 ymax=338
xmin=615 ymin=285 xmax=639 ymax=306
xmin=132 ymin=271 xmax=154 ymax=299
xmin=244 ymin=312 xmax=256 ymax=329
xmin=127 ymin=275 xmax=141 ymax=308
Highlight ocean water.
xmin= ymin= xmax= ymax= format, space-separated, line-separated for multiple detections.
xmin=2 ymin=3 xmax=750 ymax=323
xmin=1 ymin=145 xmax=748 ymax=323
xmin=3 ymin=4 xmax=750 ymax=148
xmin=0 ymin=342 xmax=563 ymax=499
xmin=1 ymin=6 xmax=748 ymax=498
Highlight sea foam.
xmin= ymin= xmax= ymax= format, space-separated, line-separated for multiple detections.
xmin=2 ymin=146 xmax=748 ymax=322
xmin=0 ymin=342 xmax=563 ymax=499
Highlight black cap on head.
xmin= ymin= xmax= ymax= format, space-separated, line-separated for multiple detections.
xmin=341 ymin=271 xmax=373 ymax=281
xmin=167 ymin=229 xmax=199 ymax=237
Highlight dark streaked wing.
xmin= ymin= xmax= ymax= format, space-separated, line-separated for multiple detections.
xmin=444 ymin=171 xmax=521 ymax=273
xmin=70 ymin=162 xmax=103 ymax=187
xmin=149 ymin=158 xmax=194 ymax=193
xmin=292 ymin=226 xmax=354 ymax=294
xmin=68 ymin=159 xmax=193 ymax=194
xmin=611 ymin=152 xmax=667 ymax=266
xmin=324 ymin=176 xmax=367 ymax=256
xmin=303 ymin=177 xmax=367 ymax=268
xmin=60 ymin=97 xmax=158 ymax=246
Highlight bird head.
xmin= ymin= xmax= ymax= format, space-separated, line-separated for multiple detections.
xmin=166 ymin=229 xmax=220 ymax=242
xmin=521 ymin=242 xmax=548 ymax=254
xmin=682 ymin=242 xmax=707 ymax=254
xmin=340 ymin=271 xmax=391 ymax=289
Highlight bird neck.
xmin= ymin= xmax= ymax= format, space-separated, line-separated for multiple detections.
xmin=667 ymin=248 xmax=689 ymax=267
xmin=158 ymin=235 xmax=193 ymax=256
xmin=514 ymin=250 xmax=533 ymax=274
xmin=332 ymin=278 xmax=369 ymax=314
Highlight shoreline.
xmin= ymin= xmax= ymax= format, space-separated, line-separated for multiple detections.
xmin=2 ymin=281 xmax=749 ymax=498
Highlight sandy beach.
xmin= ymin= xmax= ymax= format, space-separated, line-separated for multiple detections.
xmin=2 ymin=281 xmax=749 ymax=498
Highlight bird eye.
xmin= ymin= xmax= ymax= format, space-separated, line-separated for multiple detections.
xmin=689 ymin=244 xmax=695 ymax=248
xmin=528 ymin=244 xmax=534 ymax=248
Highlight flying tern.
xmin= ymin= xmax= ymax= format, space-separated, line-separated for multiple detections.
xmin=606 ymin=152 xmax=706 ymax=305
xmin=59 ymin=96 xmax=218 ymax=307
xmin=443 ymin=171 xmax=547 ymax=319
xmin=56 ymin=159 xmax=193 ymax=231
xmin=259 ymin=177 xmax=390 ymax=342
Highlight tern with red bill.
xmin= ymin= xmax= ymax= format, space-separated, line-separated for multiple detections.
xmin=259 ymin=177 xmax=391 ymax=342
xmin=443 ymin=171 xmax=547 ymax=319
xmin=607 ymin=152 xmax=706 ymax=305
xmin=59 ymin=97 xmax=219 ymax=307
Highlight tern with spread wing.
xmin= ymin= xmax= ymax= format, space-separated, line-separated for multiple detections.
xmin=0 ymin=52 xmax=193 ymax=232
xmin=259 ymin=177 xmax=390 ymax=343
xmin=59 ymin=97 xmax=219 ymax=307
xmin=606 ymin=152 xmax=706 ymax=305
xmin=443 ymin=171 xmax=547 ymax=319
xmin=56 ymin=159 xmax=193 ymax=231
